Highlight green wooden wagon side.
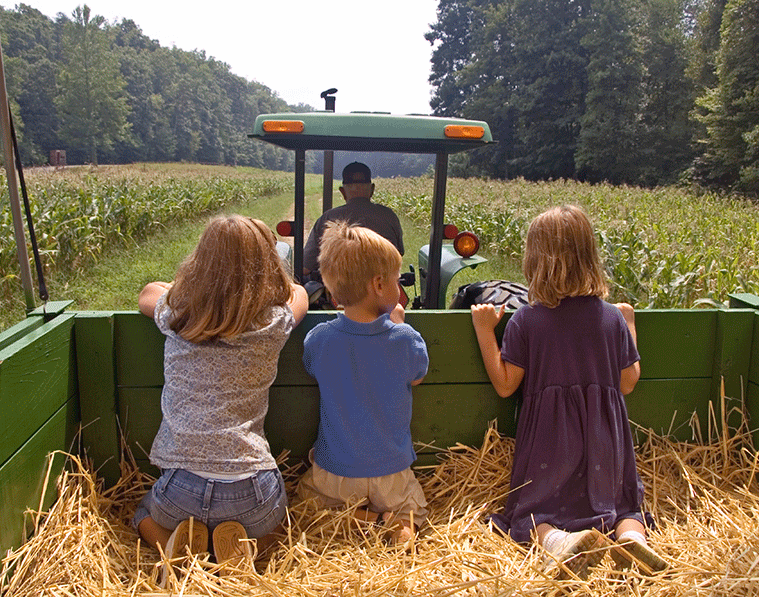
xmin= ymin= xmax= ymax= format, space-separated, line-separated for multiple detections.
xmin=2 ymin=299 xmax=758 ymax=555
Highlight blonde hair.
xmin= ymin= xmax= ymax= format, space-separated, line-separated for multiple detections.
xmin=319 ymin=221 xmax=402 ymax=306
xmin=164 ymin=215 xmax=292 ymax=342
xmin=522 ymin=205 xmax=608 ymax=308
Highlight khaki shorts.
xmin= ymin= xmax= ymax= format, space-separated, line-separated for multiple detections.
xmin=297 ymin=454 xmax=428 ymax=526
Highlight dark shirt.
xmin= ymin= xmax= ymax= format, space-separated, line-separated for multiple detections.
xmin=303 ymin=198 xmax=404 ymax=272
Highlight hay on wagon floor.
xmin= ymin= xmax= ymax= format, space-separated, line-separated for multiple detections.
xmin=2 ymin=392 xmax=759 ymax=596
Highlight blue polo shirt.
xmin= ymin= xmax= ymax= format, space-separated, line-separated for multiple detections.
xmin=303 ymin=313 xmax=429 ymax=478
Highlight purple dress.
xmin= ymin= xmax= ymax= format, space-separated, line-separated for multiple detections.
xmin=489 ymin=296 xmax=645 ymax=543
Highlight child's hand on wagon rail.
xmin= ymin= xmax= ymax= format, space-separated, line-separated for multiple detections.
xmin=470 ymin=303 xmax=505 ymax=332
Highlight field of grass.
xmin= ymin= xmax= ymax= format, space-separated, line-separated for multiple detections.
xmin=1 ymin=164 xmax=758 ymax=330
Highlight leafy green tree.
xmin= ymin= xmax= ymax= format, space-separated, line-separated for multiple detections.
xmin=56 ymin=5 xmax=130 ymax=165
xmin=635 ymin=0 xmax=696 ymax=185
xmin=427 ymin=0 xmax=592 ymax=180
xmin=576 ymin=0 xmax=643 ymax=183
xmin=0 ymin=4 xmax=60 ymax=164
xmin=426 ymin=0 xmax=480 ymax=117
xmin=687 ymin=0 xmax=727 ymax=95
xmin=696 ymin=0 xmax=759 ymax=192
xmin=505 ymin=0 xmax=591 ymax=180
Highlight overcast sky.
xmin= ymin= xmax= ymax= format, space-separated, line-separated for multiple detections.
xmin=16 ymin=1 xmax=440 ymax=115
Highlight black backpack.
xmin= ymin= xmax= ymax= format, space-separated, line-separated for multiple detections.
xmin=449 ymin=280 xmax=530 ymax=310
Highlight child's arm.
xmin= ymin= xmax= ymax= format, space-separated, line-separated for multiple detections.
xmin=471 ymin=304 xmax=525 ymax=398
xmin=288 ymin=282 xmax=309 ymax=326
xmin=615 ymin=302 xmax=641 ymax=395
xmin=138 ymin=281 xmax=172 ymax=318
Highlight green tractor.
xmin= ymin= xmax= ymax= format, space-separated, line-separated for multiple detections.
xmin=250 ymin=110 xmax=526 ymax=310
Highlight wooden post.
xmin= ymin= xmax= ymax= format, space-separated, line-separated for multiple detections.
xmin=0 ymin=38 xmax=35 ymax=311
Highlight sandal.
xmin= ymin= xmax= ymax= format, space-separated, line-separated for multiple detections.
xmin=213 ymin=521 xmax=254 ymax=569
xmin=159 ymin=518 xmax=208 ymax=587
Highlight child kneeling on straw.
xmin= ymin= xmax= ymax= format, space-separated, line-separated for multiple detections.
xmin=297 ymin=221 xmax=429 ymax=544
xmin=133 ymin=215 xmax=308 ymax=582
xmin=471 ymin=205 xmax=667 ymax=578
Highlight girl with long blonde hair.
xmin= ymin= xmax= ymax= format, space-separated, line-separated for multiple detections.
xmin=133 ymin=215 xmax=307 ymax=571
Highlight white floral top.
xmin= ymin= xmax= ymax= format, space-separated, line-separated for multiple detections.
xmin=149 ymin=292 xmax=294 ymax=474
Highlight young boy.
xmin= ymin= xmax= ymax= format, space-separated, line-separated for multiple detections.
xmin=297 ymin=221 xmax=429 ymax=543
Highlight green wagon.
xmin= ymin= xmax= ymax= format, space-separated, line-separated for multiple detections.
xmin=2 ymin=111 xmax=759 ymax=566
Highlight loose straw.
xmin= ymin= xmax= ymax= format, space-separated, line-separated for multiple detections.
xmin=3 ymin=387 xmax=759 ymax=596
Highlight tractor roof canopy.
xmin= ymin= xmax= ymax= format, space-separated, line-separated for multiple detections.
xmin=250 ymin=112 xmax=494 ymax=153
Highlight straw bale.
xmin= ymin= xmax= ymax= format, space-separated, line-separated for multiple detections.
xmin=3 ymin=399 xmax=759 ymax=596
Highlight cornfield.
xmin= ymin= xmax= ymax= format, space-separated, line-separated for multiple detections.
xmin=0 ymin=164 xmax=291 ymax=305
xmin=375 ymin=177 xmax=759 ymax=308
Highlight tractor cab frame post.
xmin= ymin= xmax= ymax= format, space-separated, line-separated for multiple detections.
xmin=321 ymin=88 xmax=337 ymax=213
xmin=294 ymin=149 xmax=306 ymax=281
xmin=426 ymin=152 xmax=449 ymax=309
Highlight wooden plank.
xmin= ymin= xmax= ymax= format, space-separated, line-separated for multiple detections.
xmin=114 ymin=312 xmax=165 ymax=388
xmin=114 ymin=311 xmax=330 ymax=389
xmin=407 ymin=310 xmax=718 ymax=383
xmin=0 ymin=314 xmax=76 ymax=467
xmin=748 ymin=381 xmax=759 ymax=446
xmin=266 ymin=386 xmax=320 ymax=459
xmin=625 ymin=378 xmax=713 ymax=441
xmin=406 ymin=311 xmax=507 ymax=384
xmin=117 ymin=387 xmax=162 ymax=461
xmin=74 ymin=313 xmax=121 ymax=486
xmin=279 ymin=311 xmax=507 ymax=387
xmin=0 ymin=317 xmax=45 ymax=352
xmin=0 ymin=397 xmax=78 ymax=554
xmin=635 ymin=310 xmax=717 ymax=379
xmin=111 ymin=309 xmax=722 ymax=388
xmin=411 ymin=383 xmax=518 ymax=451
xmin=275 ymin=312 xmax=337 ymax=386
xmin=750 ymin=313 xmax=759 ymax=386
xmin=711 ymin=310 xmax=755 ymax=430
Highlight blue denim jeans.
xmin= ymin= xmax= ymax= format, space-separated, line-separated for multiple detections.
xmin=133 ymin=468 xmax=287 ymax=538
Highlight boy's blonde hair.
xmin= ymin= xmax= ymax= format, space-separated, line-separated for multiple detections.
xmin=523 ymin=205 xmax=608 ymax=308
xmin=164 ymin=215 xmax=292 ymax=342
xmin=319 ymin=221 xmax=402 ymax=306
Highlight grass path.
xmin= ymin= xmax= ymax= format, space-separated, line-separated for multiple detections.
xmin=44 ymin=179 xmax=322 ymax=313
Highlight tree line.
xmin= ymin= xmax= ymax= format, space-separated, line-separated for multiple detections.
xmin=0 ymin=3 xmax=305 ymax=170
xmin=426 ymin=0 xmax=758 ymax=194
xmin=0 ymin=4 xmax=439 ymax=178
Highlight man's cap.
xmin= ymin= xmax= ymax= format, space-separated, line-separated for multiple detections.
xmin=342 ymin=162 xmax=372 ymax=184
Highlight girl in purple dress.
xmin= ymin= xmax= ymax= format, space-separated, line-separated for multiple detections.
xmin=471 ymin=205 xmax=666 ymax=577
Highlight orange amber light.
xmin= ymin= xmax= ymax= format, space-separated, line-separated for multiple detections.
xmin=262 ymin=120 xmax=305 ymax=133
xmin=444 ymin=125 xmax=485 ymax=139
xmin=453 ymin=231 xmax=480 ymax=258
